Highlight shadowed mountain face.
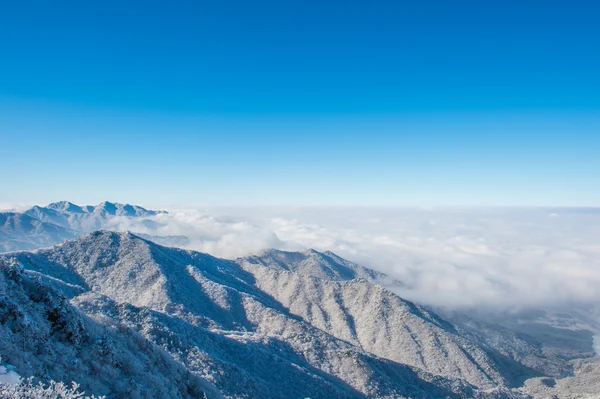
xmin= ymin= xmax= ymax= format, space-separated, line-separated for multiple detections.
xmin=4 ymin=231 xmax=527 ymax=398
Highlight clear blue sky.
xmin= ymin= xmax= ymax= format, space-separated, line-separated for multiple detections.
xmin=1 ymin=1 xmax=599 ymax=206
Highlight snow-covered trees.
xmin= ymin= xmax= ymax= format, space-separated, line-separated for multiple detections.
xmin=0 ymin=257 xmax=211 ymax=399
xmin=0 ymin=378 xmax=105 ymax=399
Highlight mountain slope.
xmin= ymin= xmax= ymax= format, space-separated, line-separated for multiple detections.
xmin=6 ymin=231 xmax=524 ymax=398
xmin=519 ymin=357 xmax=600 ymax=399
xmin=76 ymin=291 xmax=490 ymax=399
xmin=243 ymin=248 xmax=389 ymax=281
xmin=0 ymin=257 xmax=219 ymax=398
xmin=437 ymin=307 xmax=599 ymax=389
xmin=0 ymin=212 xmax=79 ymax=252
xmin=240 ymin=260 xmax=521 ymax=388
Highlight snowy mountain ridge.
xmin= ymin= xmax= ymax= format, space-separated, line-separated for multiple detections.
xmin=1 ymin=229 xmax=598 ymax=398
xmin=0 ymin=201 xmax=165 ymax=253
xmin=243 ymin=248 xmax=390 ymax=282
xmin=1 ymin=230 xmax=526 ymax=398
xmin=24 ymin=201 xmax=164 ymax=232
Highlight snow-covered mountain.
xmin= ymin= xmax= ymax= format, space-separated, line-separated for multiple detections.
xmin=2 ymin=229 xmax=597 ymax=398
xmin=240 ymin=249 xmax=537 ymax=388
xmin=518 ymin=357 xmax=600 ymax=399
xmin=24 ymin=201 xmax=163 ymax=232
xmin=0 ymin=201 xmax=167 ymax=253
xmin=0 ymin=212 xmax=79 ymax=252
xmin=440 ymin=308 xmax=598 ymax=382
xmin=244 ymin=248 xmax=389 ymax=281
xmin=3 ymin=231 xmax=525 ymax=398
xmin=0 ymin=257 xmax=220 ymax=398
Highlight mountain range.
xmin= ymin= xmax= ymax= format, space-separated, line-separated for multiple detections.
xmin=0 ymin=201 xmax=164 ymax=252
xmin=24 ymin=201 xmax=163 ymax=232
xmin=0 ymin=202 xmax=598 ymax=398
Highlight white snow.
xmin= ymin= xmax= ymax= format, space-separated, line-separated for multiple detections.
xmin=0 ymin=365 xmax=20 ymax=385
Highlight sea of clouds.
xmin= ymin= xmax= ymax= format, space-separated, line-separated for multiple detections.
xmin=105 ymin=206 xmax=600 ymax=310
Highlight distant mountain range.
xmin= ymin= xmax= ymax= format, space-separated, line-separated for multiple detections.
xmin=0 ymin=201 xmax=164 ymax=252
xmin=0 ymin=212 xmax=79 ymax=252
xmin=24 ymin=201 xmax=163 ymax=231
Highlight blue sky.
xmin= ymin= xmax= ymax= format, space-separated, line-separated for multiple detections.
xmin=1 ymin=1 xmax=599 ymax=206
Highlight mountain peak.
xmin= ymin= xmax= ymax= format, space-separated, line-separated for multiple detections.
xmin=94 ymin=201 xmax=161 ymax=217
xmin=96 ymin=201 xmax=118 ymax=215
xmin=244 ymin=248 xmax=388 ymax=282
xmin=83 ymin=229 xmax=147 ymax=245
xmin=302 ymin=248 xmax=321 ymax=255
xmin=47 ymin=201 xmax=85 ymax=214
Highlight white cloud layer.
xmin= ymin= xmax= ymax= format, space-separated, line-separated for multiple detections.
xmin=0 ymin=203 xmax=29 ymax=212
xmin=108 ymin=206 xmax=600 ymax=309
